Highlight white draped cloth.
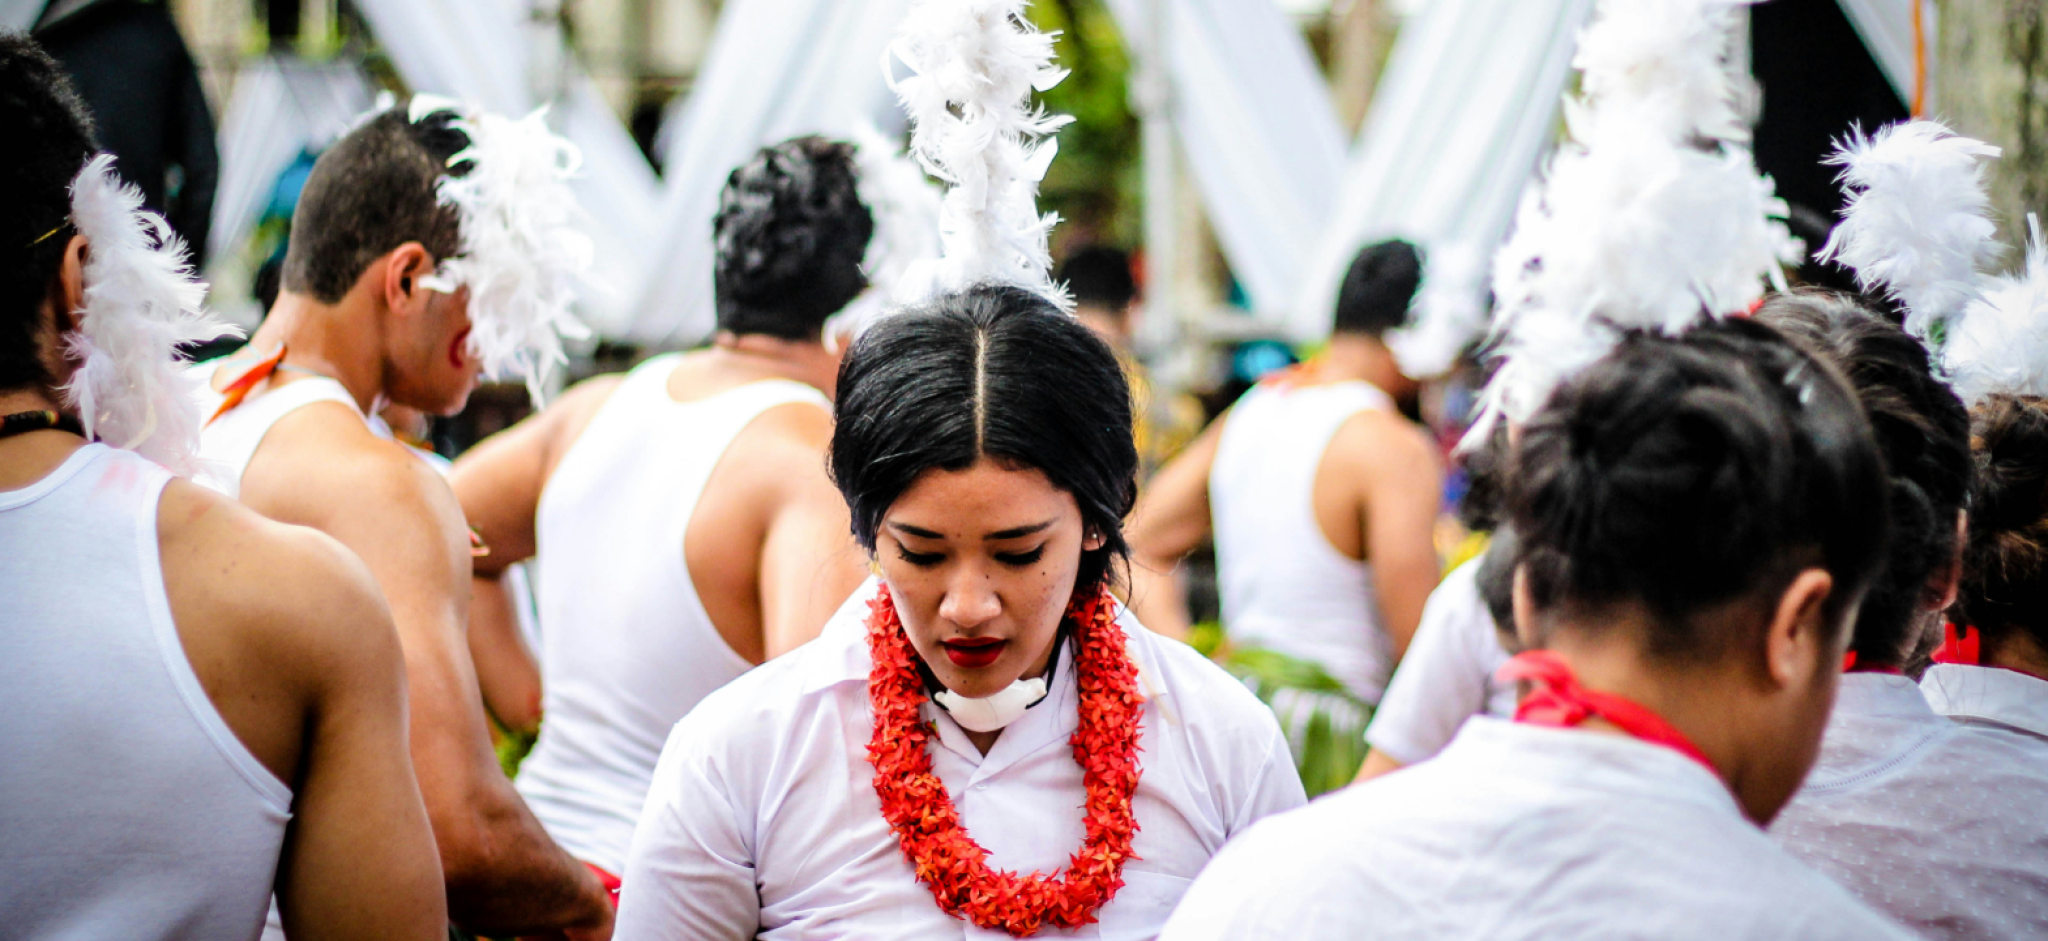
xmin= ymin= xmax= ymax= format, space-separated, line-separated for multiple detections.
xmin=1160 ymin=718 xmax=1914 ymax=941
xmin=614 ymin=577 xmax=1304 ymax=941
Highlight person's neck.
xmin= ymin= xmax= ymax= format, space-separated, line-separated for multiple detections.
xmin=1987 ymin=629 xmax=2048 ymax=682
xmin=707 ymin=331 xmax=840 ymax=400
xmin=243 ymin=290 xmax=386 ymax=415
xmin=1543 ymin=629 xmax=1781 ymax=823
xmin=1319 ymin=333 xmax=1405 ymax=397
xmin=0 ymin=386 xmax=86 ymax=489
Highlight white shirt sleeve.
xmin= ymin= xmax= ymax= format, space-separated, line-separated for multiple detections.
xmin=614 ymin=721 xmax=760 ymax=941
xmin=1232 ymin=722 xmax=1310 ymax=833
xmin=1363 ymin=560 xmax=1498 ymax=766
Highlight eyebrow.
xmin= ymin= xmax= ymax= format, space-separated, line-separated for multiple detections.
xmin=886 ymin=519 xmax=1056 ymax=541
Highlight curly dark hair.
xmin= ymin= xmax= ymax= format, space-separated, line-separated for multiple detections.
xmin=713 ymin=136 xmax=874 ymax=340
xmin=1755 ymin=289 xmax=1971 ymax=668
xmin=0 ymin=32 xmax=98 ymax=392
xmin=1954 ymin=394 xmax=2048 ymax=660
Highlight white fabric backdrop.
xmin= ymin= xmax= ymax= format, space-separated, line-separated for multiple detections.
xmin=205 ymin=57 xmax=373 ymax=285
xmin=1291 ymin=0 xmax=1592 ymax=344
xmin=1103 ymin=0 xmax=1346 ymax=327
xmin=350 ymin=0 xmax=660 ymax=335
xmin=1835 ymin=0 xmax=1934 ymax=110
xmin=629 ymin=0 xmax=910 ymax=343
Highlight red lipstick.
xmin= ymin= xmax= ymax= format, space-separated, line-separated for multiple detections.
xmin=941 ymin=637 xmax=1006 ymax=669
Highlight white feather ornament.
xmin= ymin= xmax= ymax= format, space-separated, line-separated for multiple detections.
xmin=414 ymin=102 xmax=594 ymax=404
xmin=1472 ymin=0 xmax=1796 ymax=439
xmin=1385 ymin=241 xmax=1489 ymax=381
xmin=1819 ymin=120 xmax=2002 ymax=339
xmin=832 ymin=125 xmax=945 ymax=341
xmin=60 ymin=155 xmax=240 ymax=475
xmin=1945 ymin=214 xmax=2048 ymax=404
xmin=887 ymin=0 xmax=1073 ymax=309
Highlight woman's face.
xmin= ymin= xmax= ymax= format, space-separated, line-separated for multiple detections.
xmin=877 ymin=456 xmax=1103 ymax=699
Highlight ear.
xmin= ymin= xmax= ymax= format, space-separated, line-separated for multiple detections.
xmin=381 ymin=243 xmax=436 ymax=315
xmin=1764 ymin=568 xmax=1838 ymax=688
xmin=1926 ymin=510 xmax=1967 ymax=612
xmin=1511 ymin=565 xmax=1539 ymax=650
xmin=1082 ymin=527 xmax=1107 ymax=552
xmin=53 ymin=233 xmax=88 ymax=334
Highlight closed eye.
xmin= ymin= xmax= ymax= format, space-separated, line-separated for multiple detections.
xmin=895 ymin=546 xmax=944 ymax=568
xmin=995 ymin=545 xmax=1046 ymax=567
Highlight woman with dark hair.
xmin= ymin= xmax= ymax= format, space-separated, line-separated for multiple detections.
xmin=613 ymin=285 xmax=1304 ymax=940
xmin=1935 ymin=394 xmax=2048 ymax=734
xmin=1163 ymin=320 xmax=1914 ymax=940
xmin=1757 ymin=290 xmax=2048 ymax=941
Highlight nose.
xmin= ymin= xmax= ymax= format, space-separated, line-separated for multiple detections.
xmin=938 ymin=566 xmax=1001 ymax=630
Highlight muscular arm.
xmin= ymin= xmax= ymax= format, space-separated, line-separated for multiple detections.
xmin=1353 ymin=416 xmax=1444 ymax=659
xmin=755 ymin=408 xmax=869 ymax=658
xmin=244 ymin=409 xmax=612 ymax=938
xmin=452 ymin=376 xmax=620 ymax=734
xmin=1123 ymin=415 xmax=1228 ymax=640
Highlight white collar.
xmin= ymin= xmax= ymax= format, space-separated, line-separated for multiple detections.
xmin=1921 ymin=664 xmax=2048 ymax=740
xmin=1444 ymin=718 xmax=1741 ymax=819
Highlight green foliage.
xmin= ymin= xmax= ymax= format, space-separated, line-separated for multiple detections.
xmin=1028 ymin=0 xmax=1142 ymax=249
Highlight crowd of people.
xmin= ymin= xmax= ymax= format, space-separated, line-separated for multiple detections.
xmin=5 ymin=0 xmax=2048 ymax=938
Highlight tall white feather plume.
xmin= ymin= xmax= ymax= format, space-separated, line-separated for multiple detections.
xmin=887 ymin=0 xmax=1073 ymax=308
xmin=1945 ymin=214 xmax=2048 ymax=404
xmin=832 ymin=125 xmax=945 ymax=341
xmin=60 ymin=155 xmax=240 ymax=475
xmin=1473 ymin=0 xmax=1797 ymax=438
xmin=1385 ymin=241 xmax=1488 ymax=381
xmin=413 ymin=100 xmax=594 ymax=404
xmin=1819 ymin=120 xmax=2002 ymax=339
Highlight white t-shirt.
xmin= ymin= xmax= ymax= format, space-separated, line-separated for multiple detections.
xmin=1771 ymin=673 xmax=2048 ymax=941
xmin=615 ymin=577 xmax=1306 ymax=941
xmin=1921 ymin=662 xmax=2048 ymax=744
xmin=1159 ymin=718 xmax=1914 ymax=941
xmin=1362 ymin=558 xmax=1517 ymax=765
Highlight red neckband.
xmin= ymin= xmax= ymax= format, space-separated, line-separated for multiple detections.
xmin=1932 ymin=622 xmax=1982 ymax=666
xmin=1497 ymin=650 xmax=1720 ymax=777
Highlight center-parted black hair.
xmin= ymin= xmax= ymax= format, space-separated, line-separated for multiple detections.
xmin=0 ymin=33 xmax=98 ymax=391
xmin=1334 ymin=238 xmax=1423 ymax=337
xmin=713 ymin=136 xmax=874 ymax=341
xmin=1511 ymin=318 xmax=1889 ymax=662
xmin=282 ymin=104 xmax=470 ymax=304
xmin=1755 ymin=289 xmax=1971 ymax=667
xmin=830 ymin=283 xmax=1138 ymax=594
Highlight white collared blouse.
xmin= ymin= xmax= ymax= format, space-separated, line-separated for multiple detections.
xmin=1921 ymin=662 xmax=2048 ymax=744
xmin=1158 ymin=718 xmax=1914 ymax=941
xmin=614 ymin=577 xmax=1305 ymax=941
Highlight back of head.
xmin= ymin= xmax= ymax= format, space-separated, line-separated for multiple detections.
xmin=281 ymin=105 xmax=469 ymax=304
xmin=0 ymin=33 xmax=97 ymax=391
xmin=1754 ymin=289 xmax=1971 ymax=667
xmin=1511 ymin=318 xmax=1889 ymax=662
xmin=713 ymin=136 xmax=874 ymax=341
xmin=1056 ymin=246 xmax=1137 ymax=313
xmin=831 ymin=283 xmax=1137 ymax=593
xmin=1955 ymin=394 xmax=2048 ymax=657
xmin=1334 ymin=239 xmax=1423 ymax=337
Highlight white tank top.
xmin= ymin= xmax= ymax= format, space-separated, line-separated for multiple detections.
xmin=515 ymin=355 xmax=832 ymax=874
xmin=0 ymin=445 xmax=292 ymax=939
xmin=1210 ymin=379 xmax=1394 ymax=702
xmin=191 ymin=363 xmax=383 ymax=497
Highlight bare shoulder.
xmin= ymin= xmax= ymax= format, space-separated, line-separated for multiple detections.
xmin=730 ymin=398 xmax=835 ymax=469
xmin=541 ymin=372 xmax=627 ymax=453
xmin=1332 ymin=409 xmax=1441 ymax=475
xmin=245 ymin=400 xmax=467 ymax=540
xmin=157 ymin=477 xmax=399 ymax=680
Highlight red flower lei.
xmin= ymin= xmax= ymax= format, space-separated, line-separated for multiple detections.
xmin=864 ymin=582 xmax=1145 ymax=936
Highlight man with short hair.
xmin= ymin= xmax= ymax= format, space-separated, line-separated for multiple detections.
xmin=0 ymin=34 xmax=443 ymax=940
xmin=193 ymin=102 xmax=615 ymax=938
xmin=451 ymin=136 xmax=874 ymax=879
xmin=1127 ymin=238 xmax=1444 ymax=794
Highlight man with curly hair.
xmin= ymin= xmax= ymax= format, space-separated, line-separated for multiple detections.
xmin=451 ymin=136 xmax=875 ymax=879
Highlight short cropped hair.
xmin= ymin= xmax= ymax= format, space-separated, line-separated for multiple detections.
xmin=712 ymin=137 xmax=873 ymax=340
xmin=281 ymin=105 xmax=469 ymax=303
xmin=1334 ymin=239 xmax=1423 ymax=337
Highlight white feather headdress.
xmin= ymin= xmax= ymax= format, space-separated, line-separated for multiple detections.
xmin=1385 ymin=241 xmax=1488 ymax=381
xmin=886 ymin=0 xmax=1072 ymax=308
xmin=409 ymin=96 xmax=594 ymax=403
xmin=1944 ymin=214 xmax=2048 ymax=403
xmin=1474 ymin=0 xmax=1798 ymax=435
xmin=1819 ymin=120 xmax=2002 ymax=339
xmin=59 ymin=155 xmax=240 ymax=475
xmin=831 ymin=125 xmax=945 ymax=341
